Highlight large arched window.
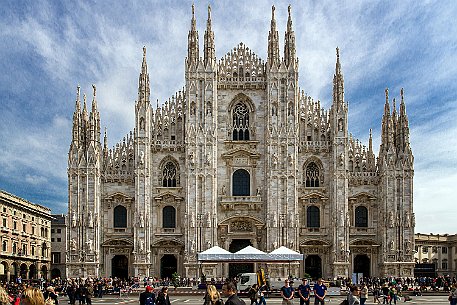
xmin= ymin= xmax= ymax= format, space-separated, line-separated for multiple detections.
xmin=306 ymin=162 xmax=320 ymax=187
xmin=355 ymin=206 xmax=368 ymax=227
xmin=307 ymin=206 xmax=320 ymax=228
xmin=162 ymin=162 xmax=177 ymax=187
xmin=163 ymin=206 xmax=176 ymax=228
xmin=232 ymin=169 xmax=250 ymax=196
xmin=232 ymin=103 xmax=250 ymax=141
xmin=114 ymin=205 xmax=127 ymax=228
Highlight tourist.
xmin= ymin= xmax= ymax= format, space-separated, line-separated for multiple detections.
xmin=360 ymin=284 xmax=368 ymax=305
xmin=347 ymin=285 xmax=360 ymax=305
xmin=280 ymin=280 xmax=294 ymax=305
xmin=257 ymin=284 xmax=267 ymax=305
xmin=0 ymin=286 xmax=10 ymax=305
xmin=21 ymin=287 xmax=45 ymax=305
xmin=248 ymin=284 xmax=259 ymax=305
xmin=222 ymin=282 xmax=245 ymax=305
xmin=449 ymin=283 xmax=457 ymax=305
xmin=313 ymin=278 xmax=327 ymax=305
xmin=204 ymin=284 xmax=223 ymax=305
xmin=156 ymin=286 xmax=171 ymax=305
xmin=43 ymin=286 xmax=58 ymax=305
xmin=297 ymin=278 xmax=311 ymax=305
xmin=139 ymin=286 xmax=156 ymax=305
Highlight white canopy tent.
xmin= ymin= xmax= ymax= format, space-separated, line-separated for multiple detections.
xmin=197 ymin=245 xmax=303 ymax=262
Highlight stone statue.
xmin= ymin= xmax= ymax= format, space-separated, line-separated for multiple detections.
xmin=190 ymin=240 xmax=196 ymax=253
xmin=288 ymin=212 xmax=294 ymax=228
xmin=256 ymin=187 xmax=261 ymax=196
xmin=189 ymin=152 xmax=195 ymax=166
xmin=338 ymin=209 xmax=344 ymax=227
xmin=272 ymin=240 xmax=278 ymax=250
xmin=388 ymin=211 xmax=394 ymax=228
xmin=190 ymin=213 xmax=195 ymax=228
xmin=339 ymin=153 xmax=345 ymax=167
xmin=288 ymin=154 xmax=293 ymax=166
xmin=389 ymin=240 xmax=395 ymax=252
xmin=86 ymin=239 xmax=93 ymax=252
xmin=404 ymin=212 xmax=410 ymax=228
xmin=70 ymin=238 xmax=77 ymax=251
xmin=139 ymin=240 xmax=144 ymax=253
xmin=139 ymin=213 xmax=145 ymax=228
xmin=88 ymin=212 xmax=93 ymax=228
xmin=72 ymin=213 xmax=77 ymax=228
xmin=206 ymin=240 xmax=212 ymax=250
xmin=272 ymin=153 xmax=278 ymax=168
xmin=272 ymin=214 xmax=278 ymax=228
xmin=221 ymin=185 xmax=226 ymax=195
xmin=405 ymin=240 xmax=411 ymax=253
xmin=206 ymin=212 xmax=211 ymax=228
xmin=139 ymin=150 xmax=144 ymax=165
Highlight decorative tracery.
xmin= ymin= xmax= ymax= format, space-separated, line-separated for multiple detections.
xmin=162 ymin=161 xmax=178 ymax=187
xmin=232 ymin=103 xmax=250 ymax=141
xmin=305 ymin=162 xmax=320 ymax=187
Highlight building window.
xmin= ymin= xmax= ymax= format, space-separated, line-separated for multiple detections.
xmin=305 ymin=162 xmax=320 ymax=187
xmin=51 ymin=229 xmax=55 ymax=233
xmin=307 ymin=206 xmax=320 ymax=228
xmin=51 ymin=252 xmax=61 ymax=264
xmin=442 ymin=259 xmax=448 ymax=270
xmin=22 ymin=224 xmax=26 ymax=232
xmin=422 ymin=246 xmax=429 ymax=254
xmin=2 ymin=241 xmax=7 ymax=252
xmin=163 ymin=206 xmax=176 ymax=228
xmin=22 ymin=244 xmax=27 ymax=255
xmin=31 ymin=246 xmax=35 ymax=256
xmin=51 ymin=238 xmax=55 ymax=242
xmin=2 ymin=218 xmax=5 ymax=227
xmin=162 ymin=162 xmax=177 ymax=187
xmin=32 ymin=227 xmax=35 ymax=235
xmin=13 ymin=221 xmax=17 ymax=230
xmin=432 ymin=246 xmax=438 ymax=253
xmin=442 ymin=247 xmax=448 ymax=254
xmin=57 ymin=238 xmax=61 ymax=242
xmin=355 ymin=206 xmax=368 ymax=227
xmin=57 ymin=229 xmax=61 ymax=233
xmin=232 ymin=102 xmax=250 ymax=141
xmin=232 ymin=169 xmax=250 ymax=196
xmin=12 ymin=243 xmax=16 ymax=254
xmin=113 ymin=205 xmax=127 ymax=228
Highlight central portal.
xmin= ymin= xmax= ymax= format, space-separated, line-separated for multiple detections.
xmin=228 ymin=239 xmax=254 ymax=278
xmin=112 ymin=255 xmax=128 ymax=279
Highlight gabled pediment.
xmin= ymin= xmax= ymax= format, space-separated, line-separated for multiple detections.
xmin=104 ymin=192 xmax=134 ymax=201
xmin=154 ymin=191 xmax=184 ymax=201
xmin=101 ymin=238 xmax=133 ymax=247
xmin=221 ymin=148 xmax=261 ymax=160
xmin=300 ymin=190 xmax=328 ymax=201
xmin=348 ymin=192 xmax=376 ymax=201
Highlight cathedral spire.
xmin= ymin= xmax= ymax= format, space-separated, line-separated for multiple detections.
xmin=204 ymin=4 xmax=215 ymax=68
xmin=381 ymin=88 xmax=394 ymax=153
xmin=284 ymin=4 xmax=296 ymax=68
xmin=91 ymin=84 xmax=97 ymax=113
xmin=267 ymin=5 xmax=280 ymax=68
xmin=82 ymin=93 xmax=89 ymax=122
xmin=332 ymin=48 xmax=345 ymax=109
xmin=187 ymin=3 xmax=199 ymax=68
xmin=138 ymin=46 xmax=150 ymax=103
xmin=72 ymin=85 xmax=81 ymax=144
xmin=398 ymin=88 xmax=411 ymax=153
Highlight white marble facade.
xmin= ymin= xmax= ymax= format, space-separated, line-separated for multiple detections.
xmin=66 ymin=5 xmax=415 ymax=280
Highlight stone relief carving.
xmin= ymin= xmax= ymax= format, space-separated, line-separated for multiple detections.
xmin=231 ymin=220 xmax=252 ymax=232
xmin=404 ymin=212 xmax=410 ymax=228
xmin=72 ymin=213 xmax=77 ymax=228
xmin=70 ymin=238 xmax=77 ymax=251
xmin=88 ymin=211 xmax=93 ymax=228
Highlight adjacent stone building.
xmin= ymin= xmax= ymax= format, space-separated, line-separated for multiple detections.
xmin=414 ymin=233 xmax=457 ymax=277
xmin=50 ymin=214 xmax=67 ymax=279
xmin=0 ymin=190 xmax=52 ymax=281
xmin=66 ymin=5 xmax=415 ymax=279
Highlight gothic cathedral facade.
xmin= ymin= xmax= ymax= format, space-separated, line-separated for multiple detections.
xmin=66 ymin=5 xmax=415 ymax=280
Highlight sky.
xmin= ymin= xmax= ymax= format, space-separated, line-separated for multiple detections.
xmin=0 ymin=0 xmax=456 ymax=234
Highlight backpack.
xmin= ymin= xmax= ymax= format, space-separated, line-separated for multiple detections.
xmin=145 ymin=296 xmax=155 ymax=305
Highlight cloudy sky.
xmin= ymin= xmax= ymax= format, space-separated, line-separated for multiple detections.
xmin=1 ymin=1 xmax=456 ymax=234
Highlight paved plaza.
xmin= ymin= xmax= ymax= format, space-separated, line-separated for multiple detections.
xmin=59 ymin=294 xmax=452 ymax=305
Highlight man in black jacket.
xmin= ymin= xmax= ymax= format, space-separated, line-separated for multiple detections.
xmin=222 ymin=282 xmax=246 ymax=305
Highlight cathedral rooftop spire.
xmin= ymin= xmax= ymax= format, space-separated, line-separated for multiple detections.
xmin=187 ymin=3 xmax=199 ymax=68
xmin=332 ymin=47 xmax=345 ymax=108
xmin=138 ymin=46 xmax=150 ymax=103
xmin=284 ymin=4 xmax=296 ymax=68
xmin=204 ymin=4 xmax=215 ymax=67
xmin=267 ymin=5 xmax=280 ymax=68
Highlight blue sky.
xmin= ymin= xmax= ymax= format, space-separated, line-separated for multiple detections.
xmin=1 ymin=1 xmax=456 ymax=234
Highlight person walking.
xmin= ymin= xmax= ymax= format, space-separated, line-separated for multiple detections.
xmin=248 ymin=284 xmax=259 ymax=305
xmin=257 ymin=284 xmax=267 ymax=305
xmin=298 ymin=278 xmax=311 ymax=305
xmin=313 ymin=278 xmax=327 ymax=305
xmin=360 ymin=284 xmax=368 ymax=305
xmin=347 ymin=286 xmax=360 ymax=305
xmin=43 ymin=286 xmax=59 ymax=305
xmin=156 ymin=286 xmax=171 ymax=305
xmin=222 ymin=282 xmax=246 ymax=305
xmin=449 ymin=283 xmax=457 ymax=305
xmin=139 ymin=286 xmax=156 ymax=305
xmin=280 ymin=280 xmax=294 ymax=305
xmin=204 ymin=284 xmax=223 ymax=305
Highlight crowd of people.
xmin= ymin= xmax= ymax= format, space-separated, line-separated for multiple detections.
xmin=0 ymin=275 xmax=456 ymax=305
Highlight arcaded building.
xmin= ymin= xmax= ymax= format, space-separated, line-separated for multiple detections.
xmin=0 ymin=190 xmax=52 ymax=281
xmin=66 ymin=5 xmax=415 ymax=280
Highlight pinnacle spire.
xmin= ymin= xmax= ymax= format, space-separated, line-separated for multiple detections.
xmin=91 ymin=84 xmax=97 ymax=112
xmin=284 ymin=4 xmax=296 ymax=68
xmin=204 ymin=4 xmax=215 ymax=67
xmin=267 ymin=5 xmax=280 ymax=68
xmin=82 ymin=93 xmax=89 ymax=121
xmin=138 ymin=47 xmax=150 ymax=103
xmin=332 ymin=48 xmax=345 ymax=108
xmin=187 ymin=3 xmax=199 ymax=67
